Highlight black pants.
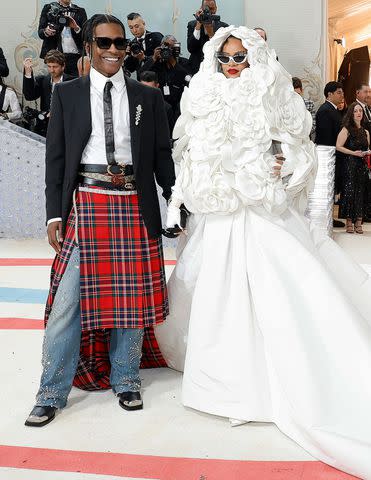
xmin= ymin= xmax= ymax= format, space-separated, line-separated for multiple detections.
xmin=64 ymin=53 xmax=80 ymax=78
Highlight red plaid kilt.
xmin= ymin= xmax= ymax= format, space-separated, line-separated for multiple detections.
xmin=44 ymin=186 xmax=168 ymax=391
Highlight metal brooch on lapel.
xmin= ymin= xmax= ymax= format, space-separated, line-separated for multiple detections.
xmin=135 ymin=104 xmax=143 ymax=126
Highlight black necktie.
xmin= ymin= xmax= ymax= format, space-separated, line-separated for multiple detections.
xmin=103 ymin=80 xmax=115 ymax=165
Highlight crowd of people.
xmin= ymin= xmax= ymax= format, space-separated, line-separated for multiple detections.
xmin=1 ymin=3 xmax=371 ymax=479
xmin=1 ymin=0 xmax=370 ymax=233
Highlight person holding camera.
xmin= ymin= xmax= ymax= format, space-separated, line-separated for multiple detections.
xmin=0 ymin=77 xmax=22 ymax=122
xmin=38 ymin=0 xmax=87 ymax=77
xmin=124 ymin=12 xmax=163 ymax=78
xmin=187 ymin=0 xmax=228 ymax=75
xmin=140 ymin=35 xmax=191 ymax=120
xmin=140 ymin=71 xmax=175 ymax=136
xmin=0 ymin=47 xmax=9 ymax=78
xmin=23 ymin=50 xmax=73 ymax=135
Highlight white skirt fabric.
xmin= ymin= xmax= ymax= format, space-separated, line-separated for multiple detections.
xmin=155 ymin=206 xmax=371 ymax=479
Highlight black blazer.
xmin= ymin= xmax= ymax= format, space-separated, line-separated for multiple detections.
xmin=187 ymin=19 xmax=228 ymax=74
xmin=38 ymin=2 xmax=87 ymax=58
xmin=124 ymin=31 xmax=164 ymax=75
xmin=0 ymin=47 xmax=9 ymax=77
xmin=23 ymin=73 xmax=73 ymax=111
xmin=45 ymin=75 xmax=175 ymax=238
xmin=315 ymin=101 xmax=342 ymax=146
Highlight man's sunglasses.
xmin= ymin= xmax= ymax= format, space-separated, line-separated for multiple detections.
xmin=216 ymin=52 xmax=248 ymax=64
xmin=93 ymin=37 xmax=127 ymax=50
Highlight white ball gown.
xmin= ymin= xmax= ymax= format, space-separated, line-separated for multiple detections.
xmin=155 ymin=26 xmax=371 ymax=479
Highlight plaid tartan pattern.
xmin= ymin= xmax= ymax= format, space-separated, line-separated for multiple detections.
xmin=76 ymin=187 xmax=168 ymax=330
xmin=44 ymin=187 xmax=168 ymax=391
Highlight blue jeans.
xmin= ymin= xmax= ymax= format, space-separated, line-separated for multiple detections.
xmin=36 ymin=247 xmax=144 ymax=409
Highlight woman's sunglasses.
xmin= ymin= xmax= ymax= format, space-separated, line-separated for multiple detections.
xmin=216 ymin=52 xmax=248 ymax=64
xmin=93 ymin=37 xmax=127 ymax=50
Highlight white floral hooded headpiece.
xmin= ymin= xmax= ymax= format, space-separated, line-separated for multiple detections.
xmin=172 ymin=26 xmax=317 ymax=216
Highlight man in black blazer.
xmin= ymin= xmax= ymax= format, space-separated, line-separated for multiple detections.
xmin=315 ymin=81 xmax=344 ymax=146
xmin=25 ymin=14 xmax=175 ymax=427
xmin=0 ymin=47 xmax=9 ymax=77
xmin=124 ymin=12 xmax=163 ymax=78
xmin=187 ymin=0 xmax=228 ymax=75
xmin=38 ymin=0 xmax=87 ymax=77
xmin=23 ymin=50 xmax=72 ymax=112
xmin=316 ymin=81 xmax=345 ymax=227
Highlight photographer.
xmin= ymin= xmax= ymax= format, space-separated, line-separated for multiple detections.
xmin=124 ymin=12 xmax=163 ymax=78
xmin=140 ymin=35 xmax=191 ymax=120
xmin=38 ymin=0 xmax=87 ymax=77
xmin=0 ymin=77 xmax=22 ymax=122
xmin=187 ymin=0 xmax=228 ymax=74
xmin=23 ymin=50 xmax=72 ymax=135
xmin=0 ymin=47 xmax=9 ymax=77
xmin=140 ymin=71 xmax=175 ymax=136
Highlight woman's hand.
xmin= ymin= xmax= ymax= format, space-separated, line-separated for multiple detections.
xmin=273 ymin=154 xmax=285 ymax=177
xmin=353 ymin=150 xmax=364 ymax=158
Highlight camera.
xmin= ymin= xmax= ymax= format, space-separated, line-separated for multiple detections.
xmin=194 ymin=6 xmax=220 ymax=25
xmin=47 ymin=2 xmax=78 ymax=32
xmin=159 ymin=43 xmax=181 ymax=62
xmin=128 ymin=38 xmax=144 ymax=56
xmin=22 ymin=107 xmax=49 ymax=135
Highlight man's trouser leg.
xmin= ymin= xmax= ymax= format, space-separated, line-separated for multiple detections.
xmin=35 ymin=247 xmax=81 ymax=408
xmin=109 ymin=328 xmax=144 ymax=394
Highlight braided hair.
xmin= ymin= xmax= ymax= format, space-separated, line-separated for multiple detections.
xmin=82 ymin=14 xmax=126 ymax=60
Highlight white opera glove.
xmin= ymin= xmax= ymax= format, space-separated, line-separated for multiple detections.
xmin=166 ymin=197 xmax=183 ymax=229
xmin=166 ymin=204 xmax=182 ymax=229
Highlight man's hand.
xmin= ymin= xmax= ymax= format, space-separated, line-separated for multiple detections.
xmin=44 ymin=25 xmax=57 ymax=37
xmin=133 ymin=51 xmax=145 ymax=62
xmin=65 ymin=14 xmax=80 ymax=32
xmin=273 ymin=154 xmax=285 ymax=177
xmin=194 ymin=9 xmax=203 ymax=30
xmin=47 ymin=221 xmax=63 ymax=254
xmin=153 ymin=47 xmax=162 ymax=63
xmin=23 ymin=57 xmax=33 ymax=76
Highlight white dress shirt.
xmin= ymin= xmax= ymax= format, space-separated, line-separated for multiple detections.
xmin=48 ymin=67 xmax=133 ymax=225
xmin=326 ymin=100 xmax=337 ymax=110
xmin=0 ymin=86 xmax=22 ymax=121
xmin=61 ymin=27 xmax=80 ymax=54
xmin=81 ymin=67 xmax=133 ymax=165
xmin=193 ymin=28 xmax=201 ymax=40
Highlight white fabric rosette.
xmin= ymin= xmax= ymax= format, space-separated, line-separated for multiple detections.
xmin=169 ymin=25 xmax=317 ymax=221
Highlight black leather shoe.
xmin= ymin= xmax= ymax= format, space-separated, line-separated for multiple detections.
xmin=333 ymin=219 xmax=345 ymax=228
xmin=25 ymin=405 xmax=57 ymax=427
xmin=118 ymin=391 xmax=143 ymax=411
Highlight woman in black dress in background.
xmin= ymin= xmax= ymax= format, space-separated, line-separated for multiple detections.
xmin=336 ymin=102 xmax=370 ymax=233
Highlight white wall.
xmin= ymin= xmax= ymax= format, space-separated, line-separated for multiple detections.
xmin=244 ymin=0 xmax=327 ymax=107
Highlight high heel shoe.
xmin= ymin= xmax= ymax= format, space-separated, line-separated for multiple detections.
xmin=355 ymin=221 xmax=363 ymax=234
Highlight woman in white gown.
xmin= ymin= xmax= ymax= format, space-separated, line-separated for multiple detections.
xmin=155 ymin=26 xmax=371 ymax=479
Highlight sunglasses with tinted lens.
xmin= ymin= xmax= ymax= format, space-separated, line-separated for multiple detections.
xmin=93 ymin=37 xmax=127 ymax=50
xmin=216 ymin=52 xmax=248 ymax=64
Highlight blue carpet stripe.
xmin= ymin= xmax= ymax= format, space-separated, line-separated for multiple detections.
xmin=0 ymin=287 xmax=48 ymax=304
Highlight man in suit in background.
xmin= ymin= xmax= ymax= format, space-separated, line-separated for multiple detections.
xmin=316 ymin=81 xmax=345 ymax=228
xmin=25 ymin=14 xmax=174 ymax=427
xmin=124 ymin=12 xmax=163 ymax=78
xmin=23 ymin=50 xmax=73 ymax=112
xmin=0 ymin=47 xmax=9 ymax=77
xmin=187 ymin=0 xmax=228 ymax=75
xmin=140 ymin=70 xmax=175 ymax=136
xmin=38 ymin=0 xmax=87 ymax=77
xmin=23 ymin=50 xmax=73 ymax=136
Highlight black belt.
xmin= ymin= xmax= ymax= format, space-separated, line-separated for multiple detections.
xmin=78 ymin=176 xmax=137 ymax=191
xmin=80 ymin=164 xmax=134 ymax=175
